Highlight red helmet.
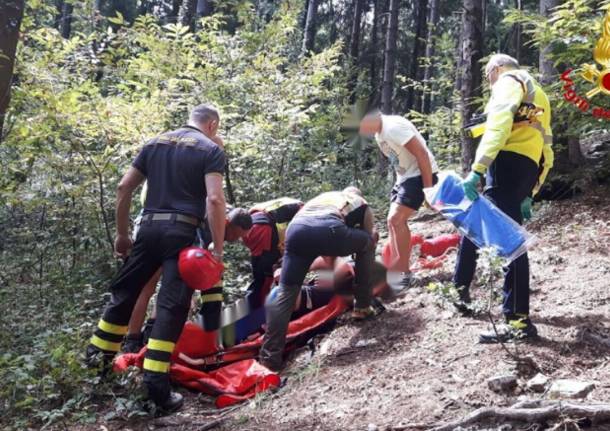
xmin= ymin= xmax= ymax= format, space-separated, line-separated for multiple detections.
xmin=178 ymin=247 xmax=224 ymax=291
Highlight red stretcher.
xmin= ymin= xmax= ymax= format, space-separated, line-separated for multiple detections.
xmin=114 ymin=233 xmax=460 ymax=407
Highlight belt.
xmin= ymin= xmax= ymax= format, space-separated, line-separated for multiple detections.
xmin=140 ymin=212 xmax=200 ymax=227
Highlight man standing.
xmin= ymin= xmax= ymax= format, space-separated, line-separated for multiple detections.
xmin=122 ymin=207 xmax=252 ymax=353
xmin=359 ymin=112 xmax=438 ymax=288
xmin=260 ymin=188 xmax=376 ymax=371
xmin=85 ymin=104 xmax=227 ymax=412
xmin=455 ymin=54 xmax=554 ymax=342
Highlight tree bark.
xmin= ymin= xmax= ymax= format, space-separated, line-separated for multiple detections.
xmin=430 ymin=402 xmax=610 ymax=431
xmin=568 ymin=136 xmax=584 ymax=165
xmin=302 ymin=0 xmax=318 ymax=55
xmin=196 ymin=0 xmax=213 ymax=18
xmin=460 ymin=0 xmax=484 ymax=173
xmin=539 ymin=0 xmax=558 ymax=84
xmin=381 ymin=0 xmax=399 ymax=114
xmin=59 ymin=1 xmax=74 ymax=38
xmin=511 ymin=0 xmax=522 ymax=63
xmin=405 ymin=0 xmax=428 ymax=112
xmin=369 ymin=0 xmax=381 ymax=100
xmin=178 ymin=0 xmax=197 ymax=28
xmin=348 ymin=0 xmax=366 ymax=100
xmin=421 ymin=0 xmax=439 ymax=114
xmin=349 ymin=0 xmax=365 ymax=62
xmin=0 ymin=0 xmax=25 ymax=142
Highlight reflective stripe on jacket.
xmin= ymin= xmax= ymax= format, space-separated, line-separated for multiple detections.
xmin=472 ymin=69 xmax=554 ymax=194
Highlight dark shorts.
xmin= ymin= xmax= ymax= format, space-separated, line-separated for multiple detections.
xmin=391 ymin=173 xmax=439 ymax=210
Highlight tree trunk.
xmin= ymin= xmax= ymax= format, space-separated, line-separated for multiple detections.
xmin=568 ymin=136 xmax=584 ymax=166
xmin=196 ymin=0 xmax=213 ymax=18
xmin=171 ymin=0 xmax=181 ymax=20
xmin=460 ymin=0 xmax=484 ymax=173
xmin=348 ymin=0 xmax=366 ymax=100
xmin=302 ymin=0 xmax=318 ymax=55
xmin=349 ymin=0 xmax=365 ymax=62
xmin=421 ymin=0 xmax=439 ymax=114
xmin=381 ymin=0 xmax=399 ymax=114
xmin=539 ymin=0 xmax=558 ymax=84
xmin=178 ymin=0 xmax=197 ymax=28
xmin=369 ymin=0 xmax=381 ymax=101
xmin=405 ymin=0 xmax=428 ymax=112
xmin=511 ymin=0 xmax=522 ymax=63
xmin=59 ymin=1 xmax=74 ymax=38
xmin=0 ymin=0 xmax=25 ymax=142
xmin=55 ymin=0 xmax=64 ymax=30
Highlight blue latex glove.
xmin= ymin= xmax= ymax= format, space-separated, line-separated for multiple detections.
xmin=461 ymin=172 xmax=482 ymax=201
xmin=521 ymin=196 xmax=533 ymax=221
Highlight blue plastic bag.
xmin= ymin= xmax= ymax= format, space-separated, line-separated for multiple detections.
xmin=424 ymin=172 xmax=535 ymax=263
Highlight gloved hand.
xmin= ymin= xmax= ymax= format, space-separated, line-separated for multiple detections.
xmin=521 ymin=196 xmax=533 ymax=221
xmin=461 ymin=172 xmax=482 ymax=201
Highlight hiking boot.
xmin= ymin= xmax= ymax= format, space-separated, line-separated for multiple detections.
xmin=84 ymin=345 xmax=113 ymax=376
xmin=156 ymin=391 xmax=184 ymax=414
xmin=479 ymin=318 xmax=538 ymax=344
xmin=351 ymin=306 xmax=376 ymax=321
xmin=385 ymin=271 xmax=418 ymax=300
xmin=453 ymin=287 xmax=472 ymax=316
xmin=370 ymin=298 xmax=387 ymax=316
xmin=122 ymin=334 xmax=143 ymax=353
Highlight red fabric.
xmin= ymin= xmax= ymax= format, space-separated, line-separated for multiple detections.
xmin=381 ymin=234 xmax=424 ymax=268
xmin=381 ymin=233 xmax=460 ymax=269
xmin=420 ymin=234 xmax=460 ymax=257
xmin=113 ymin=296 xmax=347 ymax=407
xmin=242 ymin=223 xmax=273 ymax=257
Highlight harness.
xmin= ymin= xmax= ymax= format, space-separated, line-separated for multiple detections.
xmin=464 ymin=72 xmax=552 ymax=146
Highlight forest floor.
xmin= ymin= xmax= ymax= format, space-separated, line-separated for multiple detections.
xmin=76 ymin=186 xmax=610 ymax=431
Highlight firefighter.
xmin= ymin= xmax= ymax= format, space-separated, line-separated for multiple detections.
xmin=122 ymin=207 xmax=253 ymax=353
xmin=359 ymin=111 xmax=438 ymax=289
xmin=85 ymin=104 xmax=227 ymax=413
xmin=242 ymin=197 xmax=303 ymax=308
xmin=455 ymin=54 xmax=554 ymax=343
xmin=260 ymin=187 xmax=376 ymax=371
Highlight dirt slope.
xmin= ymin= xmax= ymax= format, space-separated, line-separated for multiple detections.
xmin=84 ymin=188 xmax=610 ymax=431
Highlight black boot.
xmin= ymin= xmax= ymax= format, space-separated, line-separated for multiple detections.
xmin=453 ymin=286 xmax=472 ymax=316
xmin=157 ymin=391 xmax=184 ymax=414
xmin=84 ymin=345 xmax=114 ymax=376
xmin=479 ymin=317 xmax=538 ymax=344
xmin=144 ymin=372 xmax=184 ymax=414
xmin=122 ymin=334 xmax=143 ymax=353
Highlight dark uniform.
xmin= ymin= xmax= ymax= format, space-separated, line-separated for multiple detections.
xmin=87 ymin=125 xmax=225 ymax=404
xmin=260 ymin=191 xmax=374 ymax=370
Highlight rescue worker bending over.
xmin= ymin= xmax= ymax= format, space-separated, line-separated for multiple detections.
xmin=260 ymin=187 xmax=376 ymax=371
xmin=242 ymin=197 xmax=303 ymax=308
xmin=455 ymin=54 xmax=554 ymax=342
xmin=359 ymin=111 xmax=438 ymax=289
xmin=85 ymin=104 xmax=227 ymax=413
xmin=122 ymin=207 xmax=252 ymax=353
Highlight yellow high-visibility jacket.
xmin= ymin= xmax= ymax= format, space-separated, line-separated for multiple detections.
xmin=472 ymin=69 xmax=554 ymax=195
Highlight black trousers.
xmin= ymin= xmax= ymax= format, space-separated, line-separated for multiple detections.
xmin=453 ymin=151 xmax=538 ymax=317
xmin=260 ymin=216 xmax=374 ymax=369
xmin=88 ymin=218 xmax=196 ymax=404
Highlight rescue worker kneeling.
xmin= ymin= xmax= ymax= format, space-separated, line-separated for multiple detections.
xmin=85 ymin=104 xmax=227 ymax=413
xmin=260 ymin=187 xmax=376 ymax=371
